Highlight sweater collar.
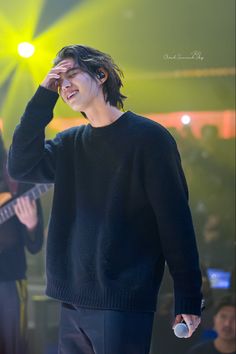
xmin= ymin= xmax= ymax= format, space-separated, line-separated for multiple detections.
xmin=86 ymin=111 xmax=130 ymax=136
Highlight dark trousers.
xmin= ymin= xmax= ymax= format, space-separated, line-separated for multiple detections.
xmin=0 ymin=280 xmax=28 ymax=354
xmin=58 ymin=303 xmax=154 ymax=354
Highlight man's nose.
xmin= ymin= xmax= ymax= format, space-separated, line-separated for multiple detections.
xmin=61 ymin=78 xmax=71 ymax=90
xmin=224 ymin=318 xmax=233 ymax=326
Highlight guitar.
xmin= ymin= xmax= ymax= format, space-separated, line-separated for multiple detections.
xmin=0 ymin=184 xmax=53 ymax=225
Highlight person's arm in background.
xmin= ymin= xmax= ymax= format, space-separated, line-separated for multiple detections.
xmin=14 ymin=191 xmax=44 ymax=254
xmin=144 ymin=127 xmax=202 ymax=337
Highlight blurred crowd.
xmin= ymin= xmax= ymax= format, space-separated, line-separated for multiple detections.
xmin=166 ymin=124 xmax=235 ymax=268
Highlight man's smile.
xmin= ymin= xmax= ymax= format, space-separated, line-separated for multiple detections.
xmin=67 ymin=90 xmax=79 ymax=100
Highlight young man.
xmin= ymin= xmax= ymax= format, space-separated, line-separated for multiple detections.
xmin=188 ymin=295 xmax=236 ymax=354
xmin=8 ymin=45 xmax=202 ymax=354
xmin=0 ymin=132 xmax=44 ymax=354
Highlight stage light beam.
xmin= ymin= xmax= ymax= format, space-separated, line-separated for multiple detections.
xmin=18 ymin=42 xmax=35 ymax=58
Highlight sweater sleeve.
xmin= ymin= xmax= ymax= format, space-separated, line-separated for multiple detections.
xmin=7 ymin=86 xmax=61 ymax=184
xmin=144 ymin=129 xmax=202 ymax=316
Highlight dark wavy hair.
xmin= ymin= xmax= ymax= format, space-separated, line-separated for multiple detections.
xmin=213 ymin=294 xmax=236 ymax=315
xmin=53 ymin=45 xmax=127 ymax=112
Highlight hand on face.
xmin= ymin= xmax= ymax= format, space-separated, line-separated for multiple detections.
xmin=41 ymin=60 xmax=73 ymax=92
xmin=14 ymin=196 xmax=38 ymax=231
xmin=41 ymin=58 xmax=106 ymax=112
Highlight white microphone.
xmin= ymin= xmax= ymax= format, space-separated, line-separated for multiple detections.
xmin=173 ymin=322 xmax=189 ymax=338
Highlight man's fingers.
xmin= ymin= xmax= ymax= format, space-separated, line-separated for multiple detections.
xmin=173 ymin=314 xmax=201 ymax=338
xmin=13 ymin=202 xmax=20 ymax=216
xmin=50 ymin=66 xmax=69 ymax=74
xmin=185 ymin=321 xmax=195 ymax=337
xmin=48 ymin=74 xmax=60 ymax=79
xmin=41 ymin=62 xmax=72 ymax=91
xmin=16 ymin=197 xmax=26 ymax=214
xmin=54 ymin=59 xmax=73 ymax=66
xmin=172 ymin=314 xmax=182 ymax=328
xmin=182 ymin=315 xmax=201 ymax=337
xmin=14 ymin=197 xmax=36 ymax=215
xmin=52 ymin=61 xmax=73 ymax=73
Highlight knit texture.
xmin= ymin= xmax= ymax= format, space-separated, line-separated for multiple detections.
xmin=8 ymin=86 xmax=202 ymax=314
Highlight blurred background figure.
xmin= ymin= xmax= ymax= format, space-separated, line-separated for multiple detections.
xmin=188 ymin=295 xmax=236 ymax=354
xmin=0 ymin=131 xmax=44 ymax=354
xmin=200 ymin=212 xmax=233 ymax=269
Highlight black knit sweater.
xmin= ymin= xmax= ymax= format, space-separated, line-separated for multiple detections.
xmin=8 ymin=86 xmax=202 ymax=314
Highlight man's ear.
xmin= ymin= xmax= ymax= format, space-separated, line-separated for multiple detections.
xmin=96 ymin=68 xmax=108 ymax=83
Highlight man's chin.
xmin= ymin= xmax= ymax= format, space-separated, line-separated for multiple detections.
xmin=70 ymin=103 xmax=82 ymax=112
xmin=220 ymin=333 xmax=235 ymax=340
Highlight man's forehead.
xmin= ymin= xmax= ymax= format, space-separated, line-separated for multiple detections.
xmin=57 ymin=57 xmax=76 ymax=69
xmin=66 ymin=66 xmax=80 ymax=73
xmin=217 ymin=306 xmax=236 ymax=315
xmin=59 ymin=66 xmax=82 ymax=79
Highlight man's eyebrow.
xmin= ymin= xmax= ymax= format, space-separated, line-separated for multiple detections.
xmin=65 ymin=67 xmax=80 ymax=74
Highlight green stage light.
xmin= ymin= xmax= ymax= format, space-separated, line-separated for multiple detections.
xmin=18 ymin=42 xmax=35 ymax=58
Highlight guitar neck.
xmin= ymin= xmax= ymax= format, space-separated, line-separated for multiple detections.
xmin=0 ymin=184 xmax=52 ymax=225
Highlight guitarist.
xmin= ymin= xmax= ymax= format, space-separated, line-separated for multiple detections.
xmin=0 ymin=132 xmax=44 ymax=354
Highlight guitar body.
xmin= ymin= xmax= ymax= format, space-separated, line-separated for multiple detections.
xmin=0 ymin=192 xmax=12 ymax=207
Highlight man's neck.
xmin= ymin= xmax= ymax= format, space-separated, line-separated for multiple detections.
xmin=84 ymin=104 xmax=124 ymax=128
xmin=214 ymin=338 xmax=236 ymax=353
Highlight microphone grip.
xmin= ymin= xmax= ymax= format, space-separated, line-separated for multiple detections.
xmin=173 ymin=321 xmax=189 ymax=338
